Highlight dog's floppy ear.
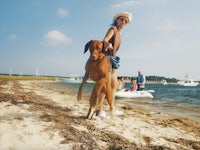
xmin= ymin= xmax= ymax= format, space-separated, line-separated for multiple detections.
xmin=84 ymin=40 xmax=92 ymax=53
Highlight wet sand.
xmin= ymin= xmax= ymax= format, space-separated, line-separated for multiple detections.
xmin=0 ymin=80 xmax=200 ymax=149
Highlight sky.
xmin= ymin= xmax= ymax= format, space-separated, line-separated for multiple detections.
xmin=1 ymin=0 xmax=200 ymax=80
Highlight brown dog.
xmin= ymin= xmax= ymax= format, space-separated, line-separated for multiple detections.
xmin=77 ymin=40 xmax=114 ymax=119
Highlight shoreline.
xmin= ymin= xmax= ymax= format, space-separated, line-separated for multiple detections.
xmin=41 ymin=81 xmax=200 ymax=124
xmin=0 ymin=80 xmax=200 ymax=149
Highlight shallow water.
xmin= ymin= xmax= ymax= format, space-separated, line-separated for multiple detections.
xmin=40 ymin=81 xmax=200 ymax=122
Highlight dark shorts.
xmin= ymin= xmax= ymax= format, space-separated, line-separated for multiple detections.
xmin=106 ymin=52 xmax=120 ymax=69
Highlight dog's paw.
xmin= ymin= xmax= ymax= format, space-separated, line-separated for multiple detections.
xmin=77 ymin=95 xmax=82 ymax=101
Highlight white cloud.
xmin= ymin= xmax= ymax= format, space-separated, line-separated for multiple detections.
xmin=42 ymin=30 xmax=72 ymax=47
xmin=152 ymin=40 xmax=161 ymax=48
xmin=113 ymin=0 xmax=170 ymax=8
xmin=57 ymin=8 xmax=68 ymax=18
xmin=9 ymin=34 xmax=17 ymax=40
xmin=156 ymin=19 xmax=177 ymax=33
xmin=113 ymin=0 xmax=138 ymax=8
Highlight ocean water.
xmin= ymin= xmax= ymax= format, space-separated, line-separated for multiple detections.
xmin=40 ymin=81 xmax=200 ymax=122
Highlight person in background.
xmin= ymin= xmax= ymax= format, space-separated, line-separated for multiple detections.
xmin=130 ymin=78 xmax=138 ymax=91
xmin=136 ymin=71 xmax=145 ymax=91
xmin=117 ymin=76 xmax=125 ymax=90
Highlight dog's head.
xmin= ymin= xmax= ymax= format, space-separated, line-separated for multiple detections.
xmin=84 ymin=40 xmax=110 ymax=61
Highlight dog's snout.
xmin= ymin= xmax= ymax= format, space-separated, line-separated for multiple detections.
xmin=90 ymin=54 xmax=97 ymax=61
xmin=90 ymin=49 xmax=99 ymax=61
xmin=91 ymin=55 xmax=96 ymax=60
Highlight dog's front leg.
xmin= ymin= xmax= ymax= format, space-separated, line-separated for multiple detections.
xmin=87 ymin=84 xmax=98 ymax=119
xmin=95 ymin=93 xmax=105 ymax=116
xmin=87 ymin=79 xmax=106 ymax=119
xmin=77 ymin=72 xmax=89 ymax=101
xmin=89 ymin=79 xmax=107 ymax=119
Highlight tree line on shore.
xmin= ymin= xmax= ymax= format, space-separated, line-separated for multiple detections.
xmin=118 ymin=75 xmax=179 ymax=83
xmin=0 ymin=73 xmax=181 ymax=83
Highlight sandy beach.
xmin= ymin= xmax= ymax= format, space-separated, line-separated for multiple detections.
xmin=0 ymin=80 xmax=200 ymax=150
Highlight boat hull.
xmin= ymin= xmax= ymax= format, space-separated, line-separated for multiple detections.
xmin=177 ymin=75 xmax=199 ymax=87
xmin=177 ymin=81 xmax=199 ymax=87
xmin=115 ymin=89 xmax=154 ymax=99
xmin=182 ymin=83 xmax=198 ymax=86
xmin=59 ymin=78 xmax=82 ymax=83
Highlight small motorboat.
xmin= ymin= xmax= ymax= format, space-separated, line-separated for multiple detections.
xmin=161 ymin=79 xmax=168 ymax=85
xmin=59 ymin=77 xmax=82 ymax=83
xmin=115 ymin=89 xmax=154 ymax=99
xmin=177 ymin=75 xmax=199 ymax=87
xmin=177 ymin=80 xmax=199 ymax=87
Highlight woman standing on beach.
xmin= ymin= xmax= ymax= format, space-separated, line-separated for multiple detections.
xmin=98 ymin=12 xmax=132 ymax=117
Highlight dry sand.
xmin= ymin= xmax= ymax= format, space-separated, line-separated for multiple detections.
xmin=0 ymin=80 xmax=200 ymax=150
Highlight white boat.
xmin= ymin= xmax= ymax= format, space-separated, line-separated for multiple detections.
xmin=115 ymin=89 xmax=154 ymax=99
xmin=60 ymin=77 xmax=96 ymax=84
xmin=161 ymin=80 xmax=168 ymax=85
xmin=60 ymin=77 xmax=82 ymax=83
xmin=177 ymin=80 xmax=199 ymax=87
xmin=177 ymin=75 xmax=199 ymax=87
